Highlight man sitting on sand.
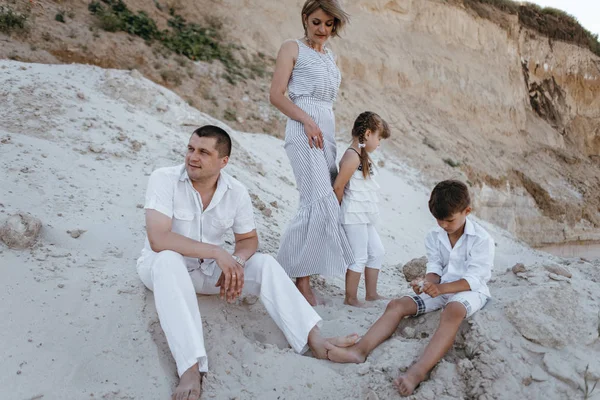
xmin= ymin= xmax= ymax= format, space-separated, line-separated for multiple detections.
xmin=325 ymin=180 xmax=494 ymax=396
xmin=136 ymin=125 xmax=357 ymax=400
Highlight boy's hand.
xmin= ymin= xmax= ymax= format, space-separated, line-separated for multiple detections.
xmin=422 ymin=281 xmax=441 ymax=298
xmin=410 ymin=279 xmax=423 ymax=295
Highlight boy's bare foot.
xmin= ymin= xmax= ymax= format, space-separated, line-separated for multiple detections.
xmin=172 ymin=364 xmax=202 ymax=400
xmin=308 ymin=330 xmax=359 ymax=359
xmin=324 ymin=342 xmax=367 ymax=364
xmin=393 ymin=369 xmax=425 ymax=397
xmin=344 ymin=297 xmax=366 ymax=307
xmin=365 ymin=294 xmax=388 ymax=301
xmin=328 ymin=333 xmax=359 ymax=348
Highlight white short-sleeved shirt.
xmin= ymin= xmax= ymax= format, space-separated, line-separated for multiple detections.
xmin=424 ymin=218 xmax=494 ymax=298
xmin=138 ymin=164 xmax=256 ymax=275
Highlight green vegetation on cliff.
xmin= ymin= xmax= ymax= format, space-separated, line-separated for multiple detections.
xmin=463 ymin=0 xmax=600 ymax=57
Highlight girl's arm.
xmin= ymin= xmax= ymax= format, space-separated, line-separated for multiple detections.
xmin=269 ymin=40 xmax=324 ymax=149
xmin=333 ymin=150 xmax=360 ymax=204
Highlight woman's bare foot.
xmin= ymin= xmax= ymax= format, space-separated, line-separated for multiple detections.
xmin=365 ymin=294 xmax=388 ymax=301
xmin=324 ymin=342 xmax=367 ymax=364
xmin=296 ymin=278 xmax=317 ymax=306
xmin=344 ymin=296 xmax=366 ymax=307
xmin=172 ymin=364 xmax=202 ymax=400
xmin=393 ymin=368 xmax=425 ymax=397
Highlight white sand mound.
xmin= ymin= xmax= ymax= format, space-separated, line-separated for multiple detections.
xmin=0 ymin=60 xmax=598 ymax=400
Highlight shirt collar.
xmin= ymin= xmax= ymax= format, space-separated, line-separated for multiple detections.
xmin=434 ymin=217 xmax=478 ymax=253
xmin=435 ymin=217 xmax=476 ymax=235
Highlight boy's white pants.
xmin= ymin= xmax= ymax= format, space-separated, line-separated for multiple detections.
xmin=137 ymin=250 xmax=322 ymax=377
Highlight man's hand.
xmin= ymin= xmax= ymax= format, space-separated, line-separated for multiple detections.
xmin=422 ymin=281 xmax=442 ymax=298
xmin=214 ymin=249 xmax=244 ymax=303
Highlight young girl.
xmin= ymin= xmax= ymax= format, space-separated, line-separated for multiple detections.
xmin=333 ymin=111 xmax=391 ymax=307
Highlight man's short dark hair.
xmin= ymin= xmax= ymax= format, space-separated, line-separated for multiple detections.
xmin=192 ymin=125 xmax=232 ymax=157
xmin=428 ymin=180 xmax=471 ymax=220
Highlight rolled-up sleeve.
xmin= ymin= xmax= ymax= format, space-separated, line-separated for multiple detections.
xmin=463 ymin=235 xmax=494 ymax=292
xmin=144 ymin=170 xmax=174 ymax=218
xmin=232 ymin=188 xmax=256 ymax=234
xmin=425 ymin=231 xmax=444 ymax=276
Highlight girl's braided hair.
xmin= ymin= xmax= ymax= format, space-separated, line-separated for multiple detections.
xmin=351 ymin=111 xmax=390 ymax=178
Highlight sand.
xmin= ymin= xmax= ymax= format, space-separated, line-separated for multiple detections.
xmin=1 ymin=60 xmax=599 ymax=400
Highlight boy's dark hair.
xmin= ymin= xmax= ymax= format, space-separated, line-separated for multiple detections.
xmin=428 ymin=180 xmax=471 ymax=220
xmin=192 ymin=125 xmax=232 ymax=157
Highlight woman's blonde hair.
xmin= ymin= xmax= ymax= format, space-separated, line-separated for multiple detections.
xmin=301 ymin=0 xmax=350 ymax=38
xmin=352 ymin=111 xmax=391 ymax=178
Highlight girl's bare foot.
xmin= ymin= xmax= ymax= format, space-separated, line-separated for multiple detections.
xmin=365 ymin=294 xmax=388 ymax=301
xmin=393 ymin=368 xmax=425 ymax=397
xmin=172 ymin=364 xmax=202 ymax=400
xmin=324 ymin=342 xmax=367 ymax=363
xmin=344 ymin=296 xmax=366 ymax=307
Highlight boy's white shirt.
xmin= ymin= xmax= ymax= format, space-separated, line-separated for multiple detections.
xmin=424 ymin=217 xmax=494 ymax=298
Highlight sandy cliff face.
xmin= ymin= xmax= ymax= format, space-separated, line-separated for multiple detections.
xmin=324 ymin=0 xmax=600 ymax=248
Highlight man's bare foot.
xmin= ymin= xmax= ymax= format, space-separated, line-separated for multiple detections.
xmin=365 ymin=294 xmax=388 ymax=301
xmin=324 ymin=342 xmax=367 ymax=364
xmin=172 ymin=364 xmax=202 ymax=400
xmin=393 ymin=369 xmax=425 ymax=397
xmin=344 ymin=297 xmax=366 ymax=307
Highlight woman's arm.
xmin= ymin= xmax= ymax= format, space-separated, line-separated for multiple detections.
xmin=269 ymin=40 xmax=324 ymax=148
xmin=333 ymin=150 xmax=360 ymax=204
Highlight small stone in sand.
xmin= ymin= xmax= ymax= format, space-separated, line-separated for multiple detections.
xmin=402 ymin=327 xmax=416 ymax=338
xmin=511 ymin=263 xmax=526 ymax=274
xmin=58 ymin=284 xmax=65 ymax=288
xmin=357 ymin=362 xmax=371 ymax=375
xmin=67 ymin=229 xmax=86 ymax=239
xmin=402 ymin=256 xmax=427 ymax=282
xmin=136 ymin=204 xmax=144 ymax=209
xmin=88 ymin=144 xmax=104 ymax=154
xmin=0 ymin=213 xmax=42 ymax=249
xmin=544 ymin=264 xmax=572 ymax=278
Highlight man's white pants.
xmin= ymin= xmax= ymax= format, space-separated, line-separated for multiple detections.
xmin=137 ymin=251 xmax=322 ymax=377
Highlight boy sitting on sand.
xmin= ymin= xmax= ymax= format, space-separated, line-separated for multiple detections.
xmin=326 ymin=180 xmax=494 ymax=396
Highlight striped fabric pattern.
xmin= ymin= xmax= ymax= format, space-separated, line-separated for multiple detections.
xmin=276 ymin=40 xmax=355 ymax=278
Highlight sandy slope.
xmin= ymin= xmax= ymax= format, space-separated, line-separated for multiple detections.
xmin=1 ymin=61 xmax=599 ymax=400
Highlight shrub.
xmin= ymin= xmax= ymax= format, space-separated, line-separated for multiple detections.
xmin=87 ymin=1 xmax=250 ymax=83
xmin=223 ymin=108 xmax=237 ymax=121
xmin=55 ymin=11 xmax=66 ymax=23
xmin=88 ymin=0 xmax=159 ymax=40
xmin=0 ymin=6 xmax=28 ymax=34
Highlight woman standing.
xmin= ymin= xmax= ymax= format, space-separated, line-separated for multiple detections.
xmin=270 ymin=0 xmax=354 ymax=305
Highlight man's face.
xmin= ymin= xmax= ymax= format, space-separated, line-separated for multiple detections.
xmin=185 ymin=134 xmax=228 ymax=182
xmin=436 ymin=207 xmax=471 ymax=236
